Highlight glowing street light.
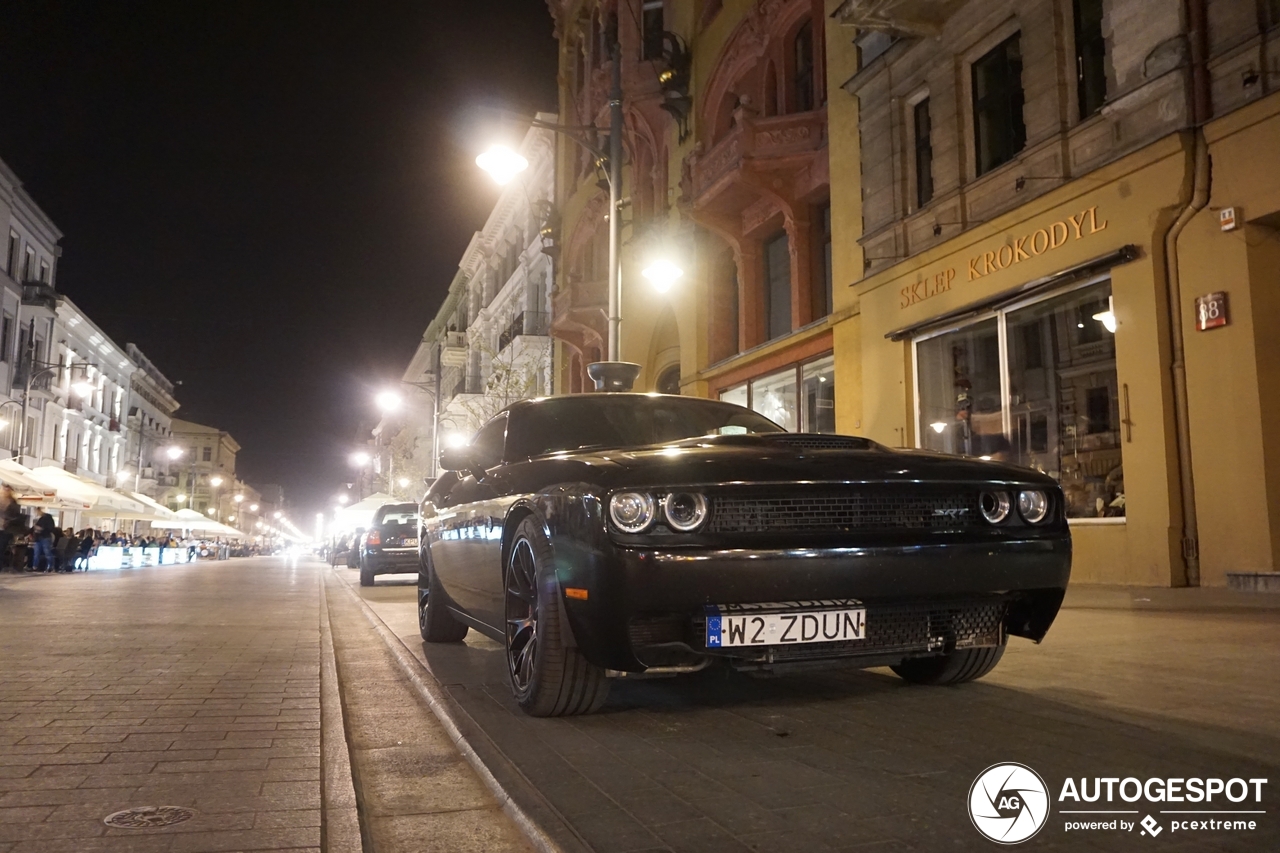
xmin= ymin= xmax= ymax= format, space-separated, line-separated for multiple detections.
xmin=175 ymin=494 xmax=187 ymax=503
xmin=930 ymin=422 xmax=948 ymax=434
xmin=443 ymin=431 xmax=468 ymax=449
xmin=274 ymin=511 xmax=282 ymax=519
xmin=166 ymin=446 xmax=184 ymax=460
xmin=70 ymin=378 xmax=96 ymax=398
xmin=234 ymin=494 xmax=244 ymax=503
xmin=249 ymin=503 xmax=259 ymax=512
xmin=210 ymin=475 xmax=224 ymax=487
xmin=336 ymin=493 xmax=349 ymax=505
xmin=398 ymin=477 xmax=410 ymax=489
xmin=350 ymin=451 xmax=371 ymax=467
xmin=641 ymin=259 xmax=684 ymax=293
xmin=376 ymin=390 xmax=403 ymax=413
xmin=476 ymin=146 xmax=528 ymax=186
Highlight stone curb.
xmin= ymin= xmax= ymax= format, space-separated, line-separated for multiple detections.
xmin=319 ymin=577 xmax=364 ymax=853
xmin=328 ymin=567 xmax=589 ymax=853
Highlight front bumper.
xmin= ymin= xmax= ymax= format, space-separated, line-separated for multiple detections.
xmin=556 ymin=538 xmax=1071 ymax=672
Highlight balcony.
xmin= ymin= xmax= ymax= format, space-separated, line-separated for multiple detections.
xmin=440 ymin=330 xmax=467 ymax=368
xmin=21 ymin=282 xmax=58 ymax=312
xmin=690 ymin=110 xmax=828 ymax=203
xmin=833 ymin=0 xmax=965 ymax=37
xmin=498 ymin=311 xmax=550 ymax=353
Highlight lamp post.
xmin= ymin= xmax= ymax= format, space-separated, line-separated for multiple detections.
xmin=476 ymin=47 xmax=637 ymax=391
xmin=375 ymin=391 xmax=402 ymax=497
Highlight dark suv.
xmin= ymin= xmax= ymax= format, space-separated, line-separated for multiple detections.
xmin=358 ymin=502 xmax=420 ymax=586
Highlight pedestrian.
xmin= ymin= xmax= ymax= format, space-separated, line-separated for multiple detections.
xmin=0 ymin=485 xmax=21 ymax=571
xmin=31 ymin=509 xmax=57 ymax=572
xmin=75 ymin=529 xmax=95 ymax=571
xmin=55 ymin=528 xmax=77 ymax=572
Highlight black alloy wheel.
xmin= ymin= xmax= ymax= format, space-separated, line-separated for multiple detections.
xmin=504 ymin=538 xmax=539 ymax=695
xmin=503 ymin=516 xmax=609 ymax=716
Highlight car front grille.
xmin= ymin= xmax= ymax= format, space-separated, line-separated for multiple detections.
xmin=760 ymin=434 xmax=872 ymax=451
xmin=707 ymin=488 xmax=980 ymax=534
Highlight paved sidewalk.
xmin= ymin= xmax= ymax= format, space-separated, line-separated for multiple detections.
xmin=0 ymin=559 xmax=323 ymax=852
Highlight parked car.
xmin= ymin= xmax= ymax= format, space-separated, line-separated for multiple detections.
xmin=417 ymin=394 xmax=1071 ymax=716
xmin=359 ymin=504 xmax=419 ymax=586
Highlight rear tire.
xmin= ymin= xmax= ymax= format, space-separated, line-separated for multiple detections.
xmin=359 ymin=563 xmax=374 ymax=587
xmin=419 ymin=553 xmax=468 ymax=642
xmin=892 ymin=643 xmax=1005 ymax=685
xmin=504 ymin=516 xmax=609 ymax=716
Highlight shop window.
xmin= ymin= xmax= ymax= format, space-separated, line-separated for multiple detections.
xmin=751 ymin=369 xmax=798 ymax=431
xmin=972 ymin=33 xmax=1026 ymax=176
xmin=793 ymin=20 xmax=815 ymax=112
xmin=1074 ymin=0 xmax=1107 ymax=119
xmin=719 ymin=355 xmax=837 ymax=434
xmin=641 ymin=1 xmax=664 ymax=61
xmin=764 ymin=232 xmax=792 ymax=341
xmin=915 ymin=278 xmax=1123 ymax=519
xmin=913 ymin=98 xmax=934 ymax=208
xmin=801 ymin=356 xmax=836 ymax=433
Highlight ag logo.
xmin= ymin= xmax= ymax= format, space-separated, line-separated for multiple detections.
xmin=969 ymin=763 xmax=1050 ymax=844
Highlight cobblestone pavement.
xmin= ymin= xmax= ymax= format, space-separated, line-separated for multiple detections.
xmin=0 ymin=559 xmax=322 ymax=853
xmin=342 ymin=568 xmax=1280 ymax=853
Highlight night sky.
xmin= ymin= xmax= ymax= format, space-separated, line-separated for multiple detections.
xmin=0 ymin=1 xmax=558 ymax=516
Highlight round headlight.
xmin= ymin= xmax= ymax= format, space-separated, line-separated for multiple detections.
xmin=980 ymin=491 xmax=1011 ymax=524
xmin=663 ymin=492 xmax=708 ymax=532
xmin=609 ymin=492 xmax=656 ymax=533
xmin=1017 ymin=490 xmax=1050 ymax=524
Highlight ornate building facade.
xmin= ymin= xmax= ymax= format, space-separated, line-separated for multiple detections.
xmin=547 ymin=0 xmax=847 ymax=433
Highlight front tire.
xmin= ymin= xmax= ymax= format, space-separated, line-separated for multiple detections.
xmin=891 ymin=643 xmax=1006 ymax=685
xmin=504 ymin=516 xmax=608 ymax=716
xmin=419 ymin=553 xmax=468 ymax=642
xmin=359 ymin=562 xmax=374 ymax=587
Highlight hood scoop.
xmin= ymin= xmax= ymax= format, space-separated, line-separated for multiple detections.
xmin=759 ymin=433 xmax=875 ymax=451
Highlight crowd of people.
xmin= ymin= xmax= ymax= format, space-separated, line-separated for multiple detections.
xmin=0 ymin=484 xmax=256 ymax=572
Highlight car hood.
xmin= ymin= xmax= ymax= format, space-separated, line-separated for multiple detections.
xmin=536 ymin=433 xmax=1057 ymax=489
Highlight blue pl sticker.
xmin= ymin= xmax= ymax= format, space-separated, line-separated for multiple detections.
xmin=704 ymin=605 xmax=722 ymax=647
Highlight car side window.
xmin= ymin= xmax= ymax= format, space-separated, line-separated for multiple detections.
xmin=469 ymin=413 xmax=509 ymax=469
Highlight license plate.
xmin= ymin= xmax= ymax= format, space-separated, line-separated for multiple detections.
xmin=403 ymin=538 xmax=418 ymax=547
xmin=705 ymin=601 xmax=866 ymax=648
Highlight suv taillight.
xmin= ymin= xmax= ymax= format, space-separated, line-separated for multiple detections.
xmin=366 ymin=531 xmax=382 ymax=546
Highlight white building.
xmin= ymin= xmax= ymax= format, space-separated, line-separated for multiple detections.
xmin=394 ymin=116 xmax=557 ymax=471
xmin=0 ymin=157 xmax=62 ymax=460
xmin=39 ymin=297 xmax=137 ymax=485
xmin=124 ymin=343 xmax=180 ymax=497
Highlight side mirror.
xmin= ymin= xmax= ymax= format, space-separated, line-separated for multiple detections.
xmin=439 ymin=447 xmax=486 ymax=481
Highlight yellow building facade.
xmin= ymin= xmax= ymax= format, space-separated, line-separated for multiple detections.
xmin=831 ymin=0 xmax=1280 ymax=587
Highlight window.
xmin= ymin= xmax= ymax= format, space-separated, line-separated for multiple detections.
xmin=38 ymin=260 xmax=50 ymax=283
xmin=915 ymin=279 xmax=1122 ymax=519
xmin=1074 ymin=0 xmax=1106 ymax=119
xmin=913 ymin=98 xmax=934 ymax=208
xmin=793 ymin=20 xmax=815 ymax=112
xmin=22 ymin=247 xmax=34 ymax=282
xmin=0 ymin=314 xmax=11 ymax=363
xmin=641 ymin=0 xmax=664 ymax=61
xmin=469 ymin=412 xmax=509 ymax=468
xmin=1268 ymin=0 xmax=1280 ymax=28
xmin=5 ymin=232 xmax=16 ymax=275
xmin=719 ymin=355 xmax=838 ymax=434
xmin=202 ymin=446 xmax=212 ymax=462
xmin=972 ymin=34 xmax=1026 ymax=176
xmin=764 ymin=232 xmax=792 ymax=341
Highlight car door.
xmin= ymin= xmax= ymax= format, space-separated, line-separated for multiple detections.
xmin=430 ymin=413 xmax=509 ymax=629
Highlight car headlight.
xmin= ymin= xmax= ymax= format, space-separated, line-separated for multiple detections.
xmin=609 ymin=492 xmax=656 ymax=533
xmin=663 ymin=492 xmax=708 ymax=532
xmin=1017 ymin=490 xmax=1050 ymax=524
xmin=979 ymin=491 xmax=1011 ymax=524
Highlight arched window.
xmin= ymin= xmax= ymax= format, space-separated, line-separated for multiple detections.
xmin=793 ymin=20 xmax=814 ymax=112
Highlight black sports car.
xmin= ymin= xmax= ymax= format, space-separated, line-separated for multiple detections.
xmin=417 ymin=394 xmax=1070 ymax=716
xmin=358 ymin=503 xmax=420 ymax=586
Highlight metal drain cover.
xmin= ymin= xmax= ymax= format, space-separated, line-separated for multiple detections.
xmin=104 ymin=806 xmax=196 ymax=828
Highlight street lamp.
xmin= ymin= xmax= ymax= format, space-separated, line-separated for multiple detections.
xmin=274 ymin=511 xmax=282 ymax=520
xmin=642 ymin=259 xmax=684 ymax=293
xmin=336 ymin=493 xmax=349 ymax=505
xmin=376 ymin=390 xmax=403 ymax=413
xmin=249 ymin=503 xmax=258 ymax=512
xmin=478 ymin=65 xmax=633 ymax=389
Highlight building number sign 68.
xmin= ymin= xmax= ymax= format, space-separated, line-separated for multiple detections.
xmin=1195 ymin=292 xmax=1229 ymax=331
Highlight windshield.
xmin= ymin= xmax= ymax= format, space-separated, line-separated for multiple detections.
xmin=506 ymin=395 xmax=785 ymax=459
xmin=375 ymin=504 xmax=419 ymax=528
